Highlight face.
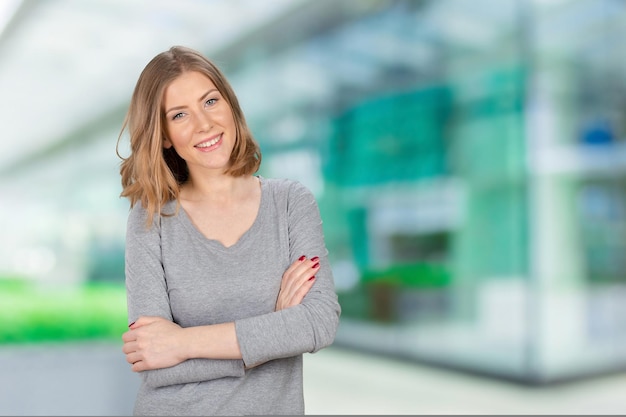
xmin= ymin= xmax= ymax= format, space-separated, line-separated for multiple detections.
xmin=162 ymin=71 xmax=236 ymax=177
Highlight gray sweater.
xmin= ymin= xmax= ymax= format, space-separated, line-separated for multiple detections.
xmin=125 ymin=177 xmax=341 ymax=416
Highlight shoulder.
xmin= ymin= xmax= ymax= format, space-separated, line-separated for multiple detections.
xmin=260 ymin=176 xmax=319 ymax=219
xmin=127 ymin=202 xmax=149 ymax=226
xmin=261 ymin=176 xmax=315 ymax=202
xmin=126 ymin=200 xmax=177 ymax=234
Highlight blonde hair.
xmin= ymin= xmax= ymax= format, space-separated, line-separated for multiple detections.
xmin=116 ymin=46 xmax=261 ymax=226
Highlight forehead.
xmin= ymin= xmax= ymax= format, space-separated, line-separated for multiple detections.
xmin=164 ymin=71 xmax=218 ymax=102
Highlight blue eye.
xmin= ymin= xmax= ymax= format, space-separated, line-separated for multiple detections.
xmin=172 ymin=112 xmax=184 ymax=120
xmin=205 ymin=98 xmax=217 ymax=106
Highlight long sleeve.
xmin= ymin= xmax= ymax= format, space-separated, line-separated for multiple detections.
xmin=234 ymin=181 xmax=341 ymax=367
xmin=125 ymin=205 xmax=245 ymax=388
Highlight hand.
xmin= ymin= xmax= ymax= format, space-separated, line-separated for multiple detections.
xmin=275 ymin=255 xmax=320 ymax=311
xmin=122 ymin=316 xmax=187 ymax=372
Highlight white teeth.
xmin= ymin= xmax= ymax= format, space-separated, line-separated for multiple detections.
xmin=196 ymin=135 xmax=220 ymax=148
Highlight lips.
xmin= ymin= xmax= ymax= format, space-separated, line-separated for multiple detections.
xmin=195 ymin=134 xmax=222 ymax=149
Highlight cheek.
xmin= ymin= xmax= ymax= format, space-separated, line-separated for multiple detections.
xmin=215 ymin=108 xmax=236 ymax=127
xmin=166 ymin=125 xmax=190 ymax=147
xmin=223 ymin=115 xmax=237 ymax=136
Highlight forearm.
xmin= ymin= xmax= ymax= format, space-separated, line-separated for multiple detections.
xmin=140 ymin=358 xmax=245 ymax=388
xmin=124 ymin=206 xmax=247 ymax=386
xmin=183 ymin=322 xmax=243 ymax=360
xmin=235 ymin=290 xmax=340 ymax=367
xmin=124 ymin=319 xmax=246 ymax=387
xmin=124 ymin=317 xmax=242 ymax=375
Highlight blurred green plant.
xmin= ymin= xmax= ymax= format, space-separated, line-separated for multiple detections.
xmin=0 ymin=277 xmax=127 ymax=344
xmin=361 ymin=261 xmax=451 ymax=288
xmin=339 ymin=262 xmax=451 ymax=323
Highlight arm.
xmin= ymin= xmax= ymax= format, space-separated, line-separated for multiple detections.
xmin=122 ymin=205 xmax=245 ymax=387
xmin=125 ymin=182 xmax=341 ymax=369
xmin=234 ymin=181 xmax=341 ymax=367
xmin=124 ymin=255 xmax=321 ymax=370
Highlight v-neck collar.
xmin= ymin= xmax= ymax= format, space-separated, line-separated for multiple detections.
xmin=171 ymin=176 xmax=267 ymax=252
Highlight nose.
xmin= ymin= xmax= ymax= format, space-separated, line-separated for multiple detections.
xmin=195 ymin=111 xmax=212 ymax=133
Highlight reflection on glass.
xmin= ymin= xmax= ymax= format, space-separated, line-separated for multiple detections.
xmin=1 ymin=0 xmax=625 ymax=386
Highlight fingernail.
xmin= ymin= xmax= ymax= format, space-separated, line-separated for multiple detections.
xmin=128 ymin=321 xmax=136 ymax=328
xmin=311 ymin=256 xmax=319 ymax=262
xmin=298 ymin=255 xmax=306 ymax=262
xmin=308 ymin=276 xmax=315 ymax=281
xmin=312 ymin=263 xmax=320 ymax=269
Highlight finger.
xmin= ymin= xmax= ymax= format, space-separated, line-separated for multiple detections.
xmin=289 ymin=259 xmax=320 ymax=291
xmin=291 ymin=255 xmax=308 ymax=269
xmin=125 ymin=350 xmax=143 ymax=365
xmin=282 ymin=257 xmax=318 ymax=291
xmin=280 ymin=257 xmax=308 ymax=289
xmin=276 ymin=256 xmax=321 ymax=310
xmin=130 ymin=316 xmax=160 ymax=329
xmin=294 ymin=275 xmax=315 ymax=304
xmin=121 ymin=330 xmax=136 ymax=343
xmin=131 ymin=360 xmax=146 ymax=372
xmin=288 ymin=256 xmax=317 ymax=276
xmin=289 ymin=276 xmax=316 ymax=306
xmin=128 ymin=316 xmax=151 ymax=330
xmin=122 ymin=341 xmax=135 ymax=354
xmin=282 ymin=263 xmax=319 ymax=302
xmin=281 ymin=269 xmax=317 ymax=308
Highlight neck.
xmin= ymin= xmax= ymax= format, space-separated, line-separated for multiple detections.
xmin=182 ymin=173 xmax=254 ymax=203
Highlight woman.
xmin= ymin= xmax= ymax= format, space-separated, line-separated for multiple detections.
xmin=117 ymin=45 xmax=341 ymax=416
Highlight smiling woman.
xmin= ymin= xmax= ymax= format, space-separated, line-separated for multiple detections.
xmin=115 ymin=46 xmax=341 ymax=416
xmin=162 ymin=72 xmax=238 ymax=182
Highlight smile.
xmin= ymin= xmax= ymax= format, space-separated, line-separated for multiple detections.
xmin=195 ymin=134 xmax=222 ymax=148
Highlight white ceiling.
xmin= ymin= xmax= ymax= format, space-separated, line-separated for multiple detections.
xmin=0 ymin=0 xmax=306 ymax=172
xmin=1 ymin=0 xmax=617 ymax=181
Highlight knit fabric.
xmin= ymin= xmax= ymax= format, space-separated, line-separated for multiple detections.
xmin=125 ymin=176 xmax=340 ymax=415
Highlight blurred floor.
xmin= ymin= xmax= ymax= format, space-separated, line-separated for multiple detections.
xmin=0 ymin=342 xmax=139 ymax=416
xmin=2 ymin=342 xmax=625 ymax=415
xmin=303 ymin=346 xmax=626 ymax=415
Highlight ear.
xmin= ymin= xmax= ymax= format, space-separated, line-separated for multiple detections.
xmin=163 ymin=137 xmax=173 ymax=149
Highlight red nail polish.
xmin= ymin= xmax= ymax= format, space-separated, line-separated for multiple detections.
xmin=312 ymin=263 xmax=320 ymax=269
xmin=298 ymin=255 xmax=306 ymax=262
xmin=311 ymin=256 xmax=319 ymax=262
xmin=308 ymin=276 xmax=315 ymax=281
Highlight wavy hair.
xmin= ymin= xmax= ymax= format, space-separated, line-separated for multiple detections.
xmin=116 ymin=46 xmax=261 ymax=226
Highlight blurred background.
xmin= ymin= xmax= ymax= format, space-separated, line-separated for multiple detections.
xmin=1 ymin=0 xmax=626 ymax=414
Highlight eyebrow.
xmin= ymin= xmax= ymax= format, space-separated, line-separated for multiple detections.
xmin=164 ymin=88 xmax=219 ymax=115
